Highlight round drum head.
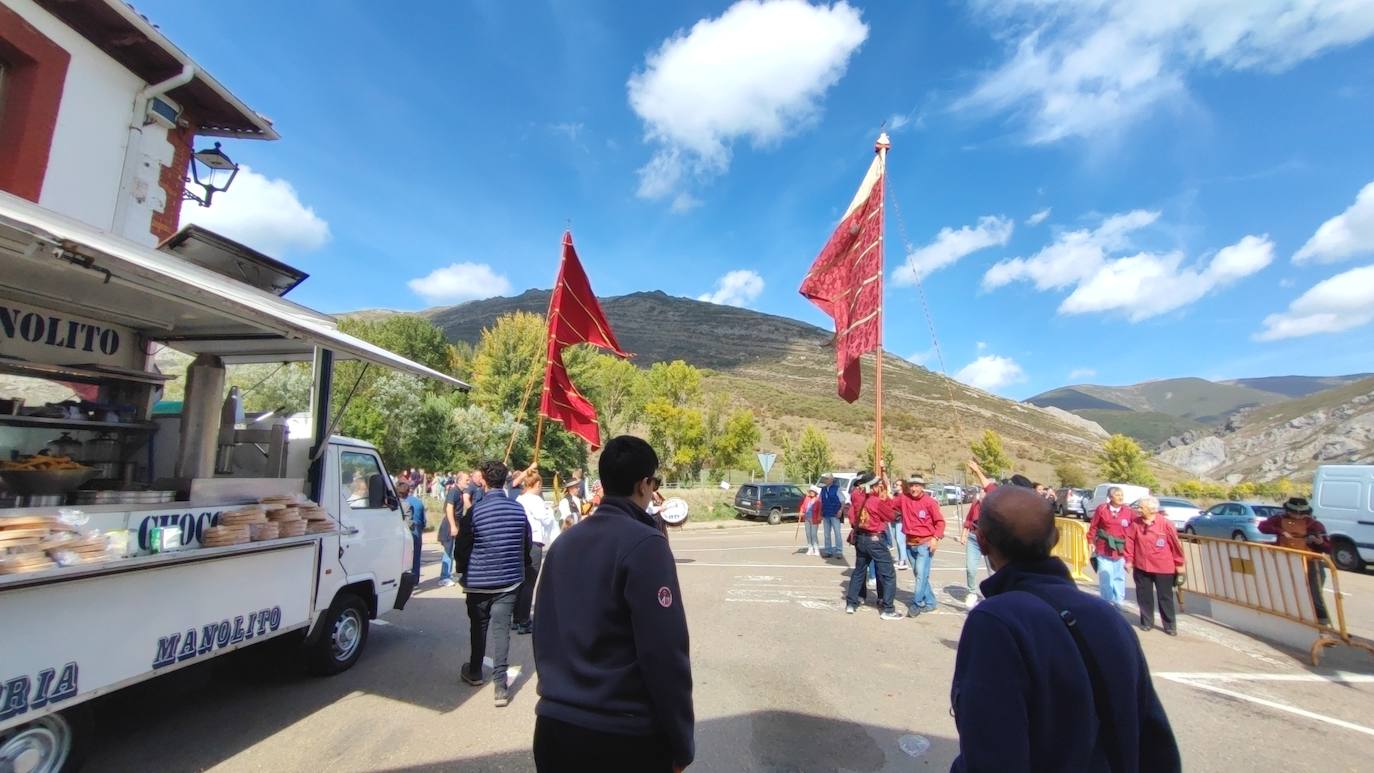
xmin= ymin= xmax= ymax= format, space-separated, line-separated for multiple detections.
xmin=660 ymin=497 xmax=690 ymax=526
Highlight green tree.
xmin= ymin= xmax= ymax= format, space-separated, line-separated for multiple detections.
xmin=640 ymin=360 xmax=702 ymax=409
xmin=970 ymin=429 xmax=1012 ymax=479
xmin=863 ymin=439 xmax=896 ymax=475
xmin=449 ymin=405 xmax=527 ymax=469
xmin=582 ymin=354 xmax=645 ymax=441
xmin=1097 ymin=434 xmax=1159 ymax=487
xmin=644 ymin=400 xmax=708 ymax=481
xmin=1054 ymin=462 xmax=1088 ymax=489
xmin=1228 ymin=481 xmax=1259 ymax=501
xmin=339 ymin=316 xmax=453 ymax=375
xmin=710 ymin=409 xmax=761 ymax=471
xmin=781 ymin=425 xmax=833 ymax=483
xmin=230 ymin=362 xmax=312 ymax=416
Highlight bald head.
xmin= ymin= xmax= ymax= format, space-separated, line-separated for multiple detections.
xmin=978 ymin=486 xmax=1059 ymax=569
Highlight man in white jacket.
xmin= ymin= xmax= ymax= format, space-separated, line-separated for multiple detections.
xmin=516 ymin=473 xmax=559 ymax=635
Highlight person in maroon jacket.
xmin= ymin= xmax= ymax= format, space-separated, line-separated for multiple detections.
xmin=1125 ymin=496 xmax=1185 ymax=635
xmin=898 ymin=475 xmax=945 ymax=615
xmin=959 ymin=461 xmax=997 ymax=609
xmin=1086 ymin=487 xmax=1134 ymax=608
xmin=1258 ymin=496 xmax=1332 ymax=626
xmin=844 ymin=472 xmax=902 ymax=619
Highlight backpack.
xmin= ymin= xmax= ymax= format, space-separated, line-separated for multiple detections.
xmin=453 ymin=508 xmax=476 ymax=575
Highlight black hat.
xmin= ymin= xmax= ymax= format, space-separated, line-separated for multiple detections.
xmin=1283 ymin=496 xmax=1313 ymax=515
xmin=1009 ymin=474 xmax=1035 ymax=489
xmin=852 ymin=471 xmax=875 ymax=490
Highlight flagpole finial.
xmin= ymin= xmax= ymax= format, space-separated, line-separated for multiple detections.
xmin=875 ymin=132 xmax=891 ymax=153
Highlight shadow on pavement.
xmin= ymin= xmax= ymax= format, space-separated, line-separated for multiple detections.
xmin=371 ymin=710 xmax=960 ymax=773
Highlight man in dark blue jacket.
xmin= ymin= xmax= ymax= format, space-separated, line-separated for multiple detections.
xmin=532 ymin=436 xmax=694 ymax=772
xmin=950 ymin=485 xmax=1180 ymax=773
xmin=819 ymin=474 xmax=843 ymax=558
xmin=460 ymin=460 xmax=530 ymax=708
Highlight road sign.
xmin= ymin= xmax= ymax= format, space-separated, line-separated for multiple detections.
xmin=757 ymin=452 xmax=777 ymax=481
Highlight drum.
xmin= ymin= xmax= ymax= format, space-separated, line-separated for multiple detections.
xmin=660 ymin=497 xmax=690 ymax=526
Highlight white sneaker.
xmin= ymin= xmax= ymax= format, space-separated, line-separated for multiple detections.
xmin=866 ymin=578 xmax=877 ymax=590
xmin=439 ymin=578 xmax=455 ymax=587
xmin=966 ymin=595 xmax=978 ymax=609
xmin=845 ymin=605 xmax=857 ymax=615
xmin=880 ymin=610 xmax=904 ymax=621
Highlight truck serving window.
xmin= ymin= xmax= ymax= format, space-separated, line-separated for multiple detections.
xmin=341 ymin=451 xmax=387 ymax=509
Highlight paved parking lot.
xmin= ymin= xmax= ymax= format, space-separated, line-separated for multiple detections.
xmin=85 ymin=516 xmax=1374 ymax=772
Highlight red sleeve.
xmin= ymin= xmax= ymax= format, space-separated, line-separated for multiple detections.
xmin=932 ymin=500 xmax=946 ymax=538
xmin=1124 ymin=523 xmax=1137 ymax=565
xmin=1087 ymin=506 xmax=1104 ymax=537
xmin=1309 ymin=520 xmax=1332 ymax=553
xmin=1166 ymin=522 xmax=1185 ymax=567
xmin=869 ymin=497 xmax=897 ymax=524
xmin=963 ymin=500 xmax=980 ymax=531
xmin=1256 ymin=515 xmax=1281 ymax=535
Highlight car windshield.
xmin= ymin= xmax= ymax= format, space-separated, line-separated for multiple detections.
xmin=1161 ymin=499 xmax=1195 ymax=508
xmin=1252 ymin=506 xmax=1284 ymax=518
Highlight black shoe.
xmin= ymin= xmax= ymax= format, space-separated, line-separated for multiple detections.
xmin=460 ymin=663 xmax=485 ymax=686
xmin=514 ymin=623 xmax=532 ymax=635
xmin=494 ymin=685 xmax=510 ymax=707
xmin=1164 ymin=628 xmax=1178 ymax=637
xmin=1139 ymin=624 xmax=1154 ymax=633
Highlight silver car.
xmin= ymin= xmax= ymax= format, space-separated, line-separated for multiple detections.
xmin=1183 ymin=501 xmax=1281 ymax=543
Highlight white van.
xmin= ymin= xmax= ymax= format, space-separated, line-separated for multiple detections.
xmin=1083 ymin=483 xmax=1151 ymax=520
xmin=1312 ymin=465 xmax=1374 ymax=571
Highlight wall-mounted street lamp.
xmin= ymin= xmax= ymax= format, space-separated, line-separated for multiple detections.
xmin=183 ymin=141 xmax=239 ymax=207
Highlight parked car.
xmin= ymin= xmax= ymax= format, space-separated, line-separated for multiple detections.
xmin=1056 ymin=487 xmax=1091 ymax=519
xmin=1183 ymin=501 xmax=1282 ymax=542
xmin=940 ymin=485 xmax=963 ymax=505
xmin=1312 ymin=464 xmax=1373 ymax=572
xmin=1083 ymin=483 xmax=1151 ymax=518
xmin=1154 ymin=497 xmax=1201 ymax=530
xmin=734 ymin=482 xmax=806 ymax=524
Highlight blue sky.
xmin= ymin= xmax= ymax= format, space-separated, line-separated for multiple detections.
xmin=146 ymin=0 xmax=1374 ymax=399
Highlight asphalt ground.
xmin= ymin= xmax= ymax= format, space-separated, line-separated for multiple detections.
xmin=82 ymin=510 xmax=1374 ymax=772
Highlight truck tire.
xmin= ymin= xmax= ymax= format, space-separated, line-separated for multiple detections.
xmin=0 ymin=705 xmax=90 ymax=773
xmin=768 ymin=508 xmax=783 ymax=526
xmin=1332 ymin=538 xmax=1366 ymax=572
xmin=307 ymin=592 xmax=369 ymax=676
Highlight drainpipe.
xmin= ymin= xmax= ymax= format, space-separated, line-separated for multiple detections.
xmin=111 ymin=63 xmax=195 ymax=240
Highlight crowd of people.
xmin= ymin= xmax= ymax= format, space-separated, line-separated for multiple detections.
xmin=389 ymin=441 xmax=1331 ymax=772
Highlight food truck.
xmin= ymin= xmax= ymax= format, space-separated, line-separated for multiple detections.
xmin=0 ymin=192 xmax=468 ymax=771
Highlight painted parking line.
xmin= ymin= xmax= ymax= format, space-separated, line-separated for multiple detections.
xmin=1156 ymin=671 xmax=1374 ymax=683
xmin=678 ymin=561 xmax=968 ymax=570
xmin=1159 ymin=673 xmax=1374 ymax=738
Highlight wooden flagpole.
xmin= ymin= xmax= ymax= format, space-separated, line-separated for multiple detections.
xmin=874 ymin=133 xmax=890 ymax=479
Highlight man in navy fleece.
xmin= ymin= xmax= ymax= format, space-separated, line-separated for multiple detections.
xmin=531 ymin=435 xmax=694 ymax=772
xmin=950 ymin=485 xmax=1180 ymax=773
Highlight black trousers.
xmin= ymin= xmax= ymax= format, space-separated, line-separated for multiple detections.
xmin=515 ymin=543 xmax=545 ymax=626
xmin=846 ymin=533 xmax=896 ymax=612
xmin=1308 ymin=561 xmax=1330 ymax=624
xmin=1133 ymin=568 xmax=1177 ymax=631
xmin=466 ymin=589 xmax=516 ymax=686
xmin=533 ymin=715 xmax=672 ymax=773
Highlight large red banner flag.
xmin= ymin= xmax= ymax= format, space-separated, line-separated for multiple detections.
xmin=539 ymin=231 xmax=629 ymax=449
xmin=799 ymin=133 xmax=888 ymax=403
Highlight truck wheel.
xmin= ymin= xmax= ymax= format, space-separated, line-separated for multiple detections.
xmin=0 ymin=706 xmax=90 ymax=773
xmin=768 ymin=508 xmax=783 ymax=526
xmin=1332 ymin=538 xmax=1366 ymax=572
xmin=308 ymin=593 xmax=369 ymax=676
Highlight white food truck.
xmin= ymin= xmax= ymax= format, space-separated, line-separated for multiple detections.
xmin=0 ymin=193 xmax=468 ymax=771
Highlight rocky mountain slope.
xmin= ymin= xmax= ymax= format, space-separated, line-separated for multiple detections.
xmin=395 ymin=289 xmax=1122 ymax=482
xmin=1159 ymin=376 xmax=1374 ymax=482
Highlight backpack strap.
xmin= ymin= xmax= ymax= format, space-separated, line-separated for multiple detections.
xmin=1014 ymin=588 xmax=1121 ymax=770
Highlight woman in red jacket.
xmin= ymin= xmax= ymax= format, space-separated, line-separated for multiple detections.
xmin=1125 ymin=496 xmax=1185 ymax=635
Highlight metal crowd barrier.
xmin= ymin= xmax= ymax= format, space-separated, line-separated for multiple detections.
xmin=1052 ymin=517 xmax=1092 ymax=582
xmin=1178 ymin=533 xmax=1374 ymax=665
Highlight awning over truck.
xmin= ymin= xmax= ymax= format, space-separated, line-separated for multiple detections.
xmin=0 ymin=193 xmax=469 ymax=390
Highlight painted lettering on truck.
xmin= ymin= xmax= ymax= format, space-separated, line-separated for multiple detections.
xmin=152 ymin=607 xmax=283 ymax=669
xmin=0 ymin=663 xmax=79 ymax=721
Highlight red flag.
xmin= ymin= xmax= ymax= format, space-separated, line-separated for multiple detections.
xmin=539 ymin=231 xmax=629 ymax=448
xmin=800 ymin=134 xmax=888 ymax=403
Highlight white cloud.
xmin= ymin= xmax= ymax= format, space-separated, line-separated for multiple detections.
xmin=957 ymin=1 xmax=1374 ymax=144
xmin=955 ymin=354 xmax=1027 ymax=393
xmin=1068 ymin=367 xmax=1097 ymax=380
xmin=1293 ymin=180 xmax=1374 ymax=264
xmin=550 ymin=122 xmax=584 ymax=141
xmin=888 ymin=112 xmax=911 ymax=131
xmin=698 ymin=269 xmax=765 ymax=307
xmin=984 ymin=211 xmax=1273 ymax=321
xmin=892 ymin=215 xmax=1013 ymax=283
xmin=905 ymin=348 xmax=935 ymax=366
xmin=1026 ymin=207 xmax=1051 ymax=226
xmin=670 ymin=193 xmax=702 ymax=214
xmin=180 ymin=165 xmax=329 ymax=256
xmin=627 ymin=0 xmax=868 ymax=203
xmin=407 ymin=263 xmax=513 ymax=305
xmin=976 ymin=341 xmax=988 ymax=351
xmin=1256 ymin=264 xmax=1374 ymax=341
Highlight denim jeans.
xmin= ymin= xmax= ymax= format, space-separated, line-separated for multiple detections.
xmin=411 ymin=531 xmax=423 ymax=580
xmin=822 ymin=517 xmax=843 ymax=556
xmin=846 ymin=532 xmax=896 ymax=612
xmin=908 ymin=543 xmax=937 ymax=609
xmin=439 ymin=536 xmax=454 ymax=582
xmin=467 ymin=588 xmax=517 ymax=687
xmin=804 ymin=521 xmax=819 ymax=550
xmin=1096 ymin=555 xmax=1127 ymax=607
xmin=888 ymin=521 xmax=908 ymax=566
xmin=965 ymin=534 xmax=984 ymax=593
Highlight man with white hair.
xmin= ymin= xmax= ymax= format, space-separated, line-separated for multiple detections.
xmin=1087 ymin=486 xmax=1134 ymax=607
